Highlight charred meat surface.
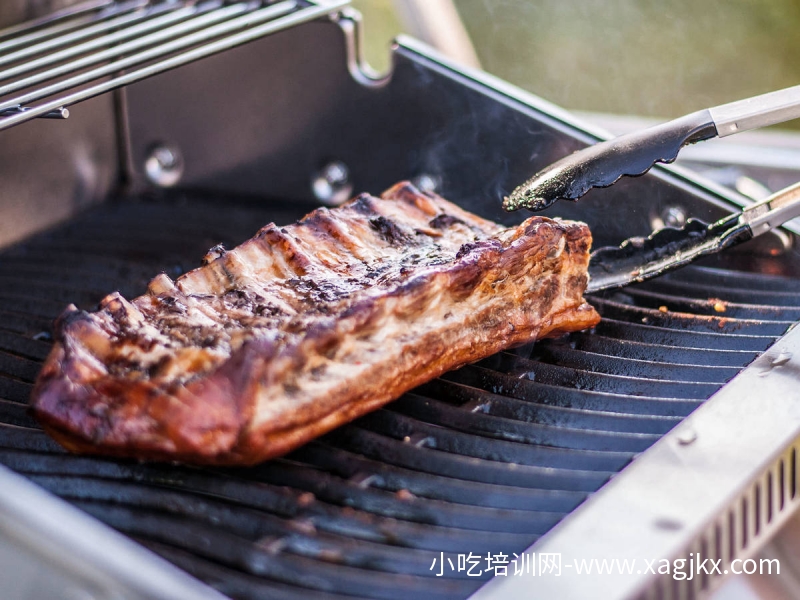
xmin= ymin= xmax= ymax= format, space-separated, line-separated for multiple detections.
xmin=30 ymin=182 xmax=600 ymax=465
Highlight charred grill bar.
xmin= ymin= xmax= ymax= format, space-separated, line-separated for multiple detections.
xmin=0 ymin=2 xmax=799 ymax=599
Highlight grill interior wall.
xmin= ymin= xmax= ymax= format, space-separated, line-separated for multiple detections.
xmin=0 ymin=94 xmax=117 ymax=249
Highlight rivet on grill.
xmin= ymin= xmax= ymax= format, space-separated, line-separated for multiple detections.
xmin=676 ymin=428 xmax=697 ymax=446
xmin=311 ymin=161 xmax=353 ymax=206
xmin=411 ymin=173 xmax=440 ymax=194
xmin=144 ymin=144 xmax=184 ymax=188
xmin=660 ymin=206 xmax=687 ymax=229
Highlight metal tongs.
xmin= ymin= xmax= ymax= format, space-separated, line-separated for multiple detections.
xmin=505 ymin=84 xmax=800 ymax=212
xmin=586 ymin=182 xmax=800 ymax=292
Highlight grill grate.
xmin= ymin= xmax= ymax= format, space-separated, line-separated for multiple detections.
xmin=0 ymin=0 xmax=347 ymax=131
xmin=0 ymin=193 xmax=795 ymax=599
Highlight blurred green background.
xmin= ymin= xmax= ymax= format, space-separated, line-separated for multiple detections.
xmin=351 ymin=0 xmax=800 ymax=128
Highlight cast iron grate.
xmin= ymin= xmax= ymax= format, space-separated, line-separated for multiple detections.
xmin=0 ymin=194 xmax=795 ymax=599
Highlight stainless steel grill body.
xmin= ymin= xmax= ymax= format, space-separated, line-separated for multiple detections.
xmin=0 ymin=4 xmax=798 ymax=600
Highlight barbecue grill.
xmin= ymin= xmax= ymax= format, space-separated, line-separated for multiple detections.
xmin=1 ymin=2 xmax=800 ymax=599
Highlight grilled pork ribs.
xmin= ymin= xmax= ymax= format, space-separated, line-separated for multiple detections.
xmin=32 ymin=182 xmax=599 ymax=465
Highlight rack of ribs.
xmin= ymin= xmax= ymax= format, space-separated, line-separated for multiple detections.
xmin=31 ymin=182 xmax=600 ymax=465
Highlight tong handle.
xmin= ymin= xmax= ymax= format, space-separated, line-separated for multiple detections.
xmin=742 ymin=181 xmax=800 ymax=237
xmin=710 ymin=84 xmax=800 ymax=137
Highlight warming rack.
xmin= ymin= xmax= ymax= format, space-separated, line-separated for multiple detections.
xmin=0 ymin=0 xmax=349 ymax=132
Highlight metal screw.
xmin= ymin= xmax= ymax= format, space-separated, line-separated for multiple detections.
xmin=412 ymin=173 xmax=440 ymax=194
xmin=312 ymin=161 xmax=353 ymax=206
xmin=661 ymin=206 xmax=687 ymax=228
xmin=676 ymin=428 xmax=697 ymax=446
xmin=144 ymin=144 xmax=184 ymax=188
